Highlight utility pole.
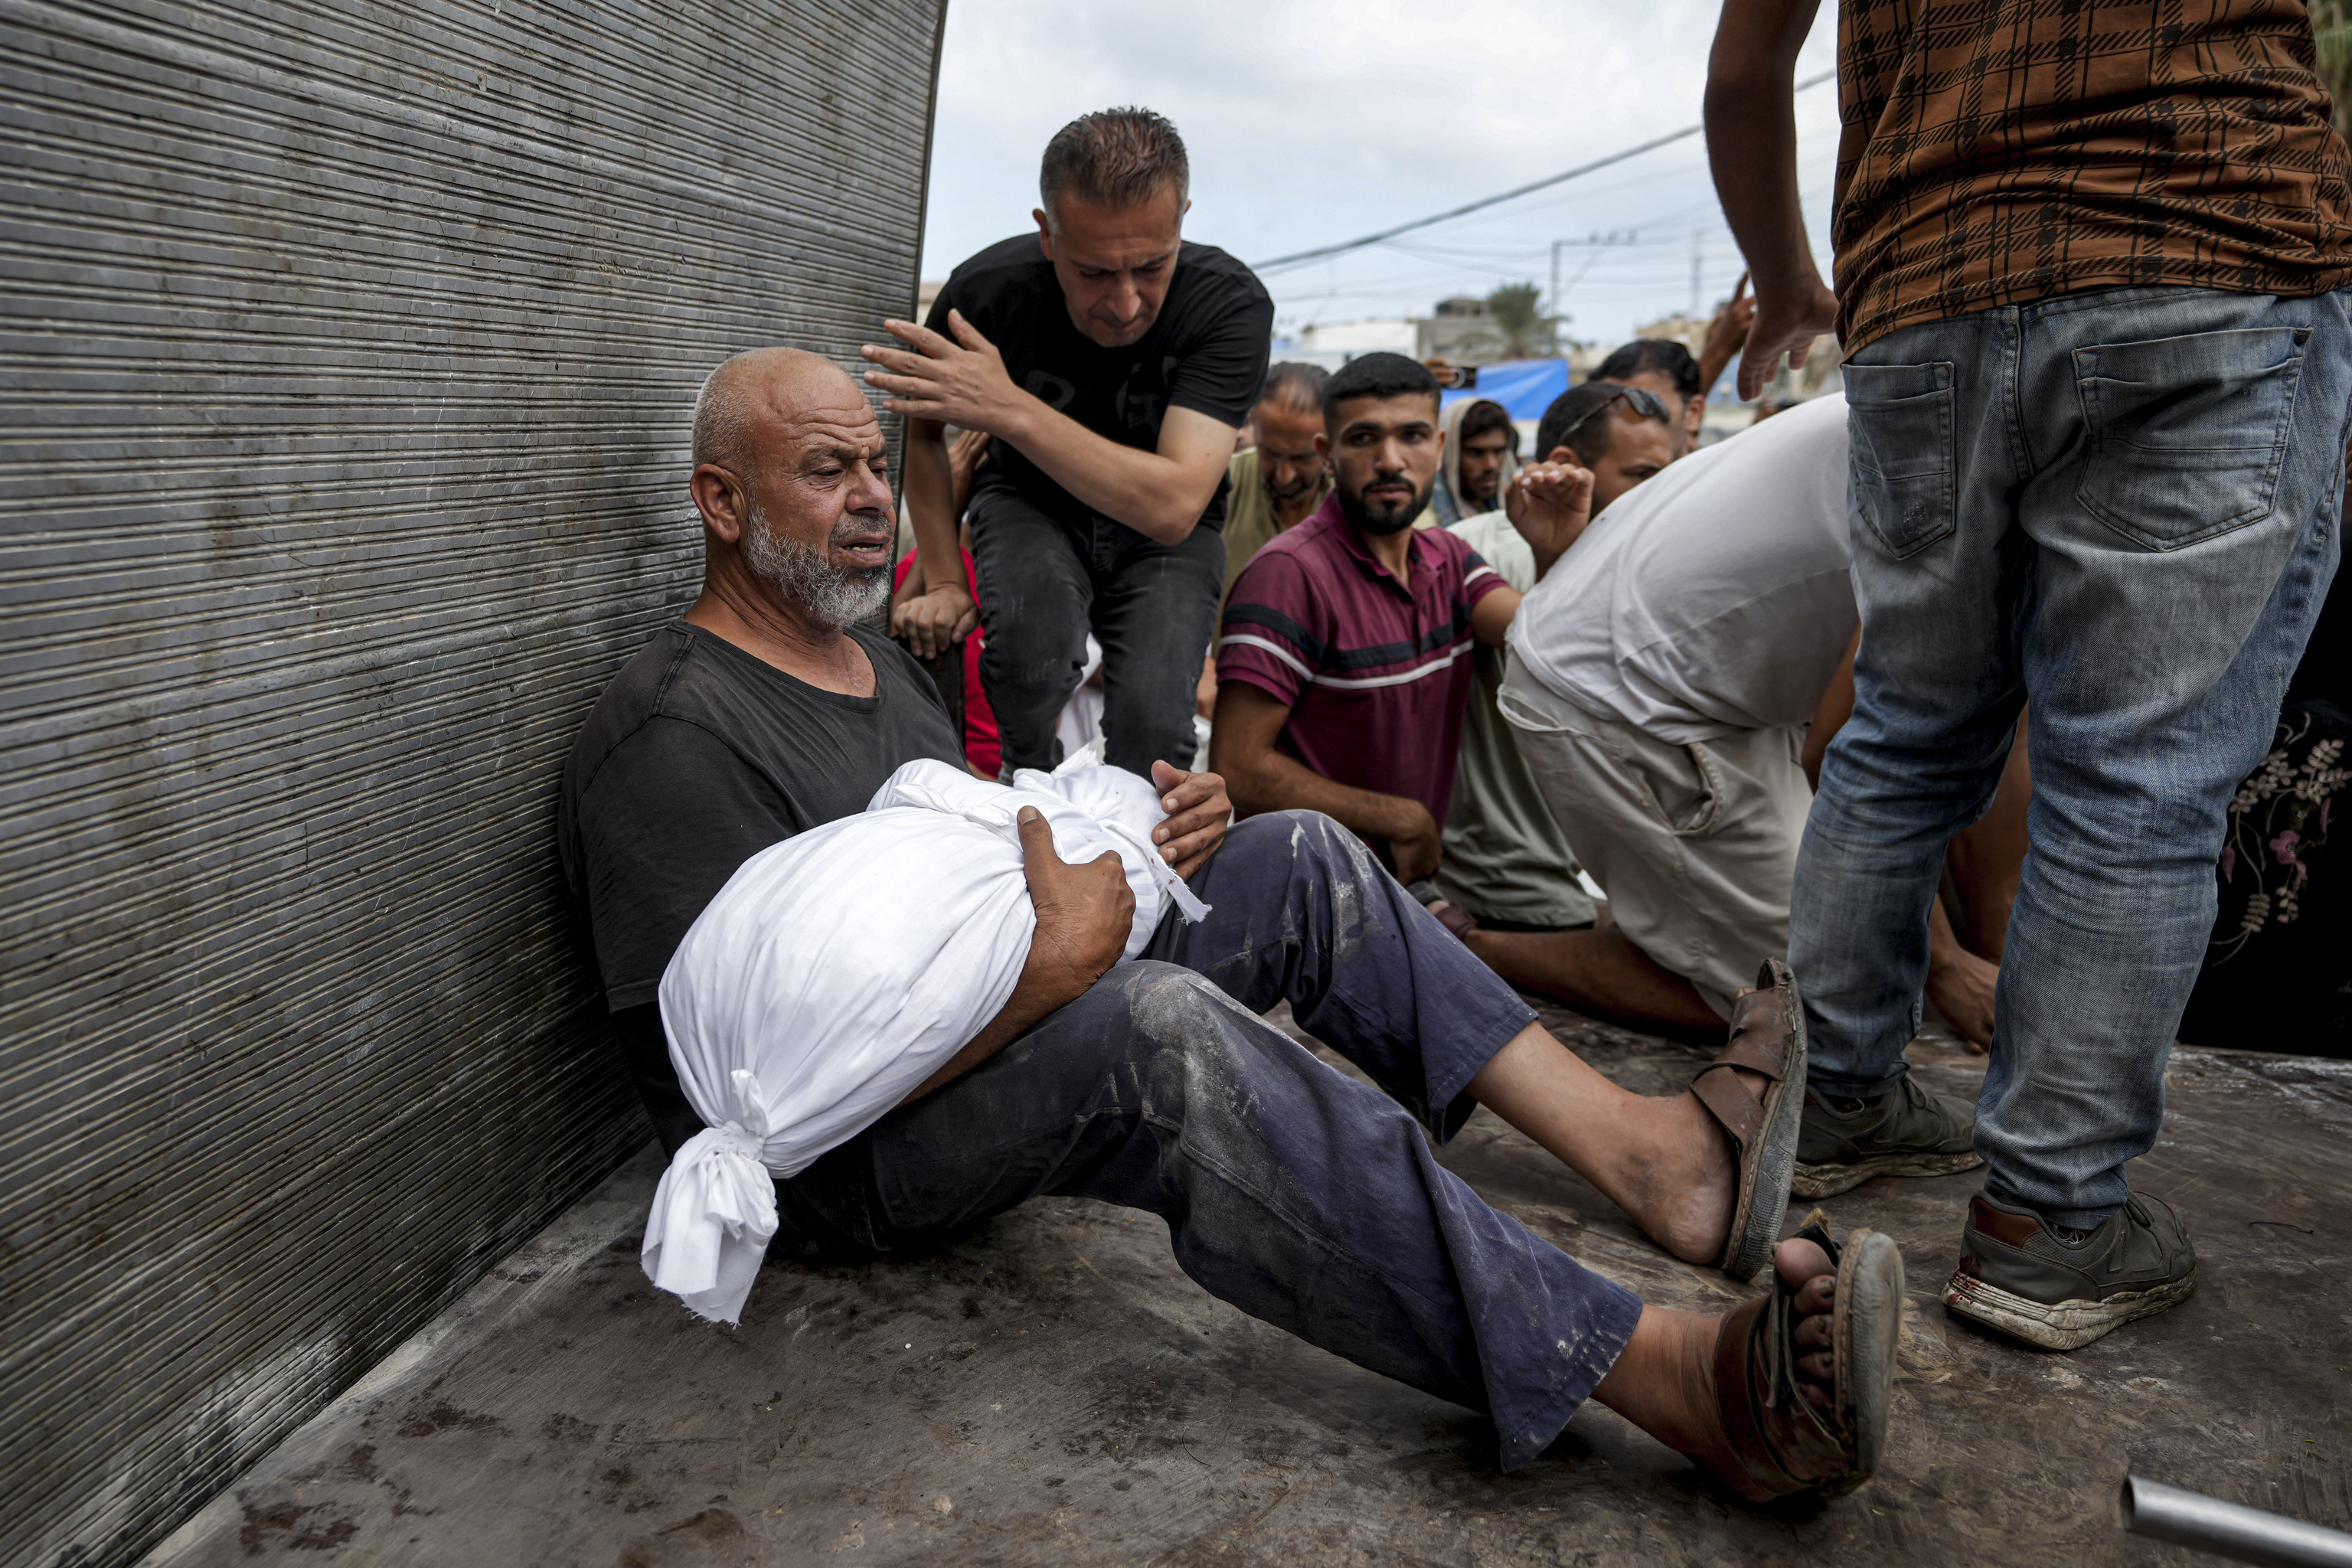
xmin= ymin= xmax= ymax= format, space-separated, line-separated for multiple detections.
xmin=1690 ymin=229 xmax=1704 ymax=317
xmin=1550 ymin=230 xmax=1635 ymax=345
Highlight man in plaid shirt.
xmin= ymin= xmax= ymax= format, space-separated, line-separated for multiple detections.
xmin=1708 ymin=0 xmax=2352 ymax=1348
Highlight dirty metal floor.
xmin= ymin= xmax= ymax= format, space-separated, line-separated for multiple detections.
xmin=145 ymin=1005 xmax=2352 ymax=1567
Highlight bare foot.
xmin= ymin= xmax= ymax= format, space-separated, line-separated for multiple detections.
xmin=1463 ymin=1007 xmax=1777 ymax=1266
xmin=1776 ymin=1235 xmax=1838 ymax=1408
xmin=1925 ymin=944 xmax=1997 ymax=1054
xmin=1632 ymin=1072 xmax=1768 ymax=1263
xmin=1632 ymin=988 xmax=1774 ymax=1265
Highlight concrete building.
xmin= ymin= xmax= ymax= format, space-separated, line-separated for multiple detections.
xmin=1294 ymin=317 xmax=1417 ymax=359
xmin=1288 ymin=299 xmax=1521 ymax=369
xmin=1418 ymin=296 xmax=1511 ymax=364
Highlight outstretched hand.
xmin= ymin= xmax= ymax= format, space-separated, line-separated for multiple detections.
xmin=1694 ymin=272 xmax=1756 ymax=403
xmin=1925 ymin=943 xmax=1998 ymax=1054
xmin=1734 ymin=276 xmax=1840 ymax=401
xmin=1386 ymin=801 xmax=1444 ymax=884
xmin=1700 ymin=274 xmax=1756 ymax=368
xmin=861 ymin=310 xmax=1024 ymax=431
xmin=1505 ymin=455 xmax=1597 ymax=577
xmin=946 ymin=427 xmax=992 ymax=518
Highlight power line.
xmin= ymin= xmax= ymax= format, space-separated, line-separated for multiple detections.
xmin=1249 ymin=69 xmax=1837 ymax=273
xmin=1263 ymin=175 xmax=1843 ymax=305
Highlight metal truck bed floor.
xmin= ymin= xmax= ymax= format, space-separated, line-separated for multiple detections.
xmin=142 ymin=1006 xmax=2352 ymax=1566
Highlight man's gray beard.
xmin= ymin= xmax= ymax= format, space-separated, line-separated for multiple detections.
xmin=743 ymin=506 xmax=891 ymax=629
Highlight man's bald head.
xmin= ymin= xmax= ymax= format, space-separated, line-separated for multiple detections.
xmin=691 ymin=348 xmax=870 ymax=474
xmin=686 ymin=347 xmax=896 ymax=633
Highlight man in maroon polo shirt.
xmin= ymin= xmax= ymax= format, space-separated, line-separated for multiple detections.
xmin=1212 ymin=353 xmax=1590 ymax=881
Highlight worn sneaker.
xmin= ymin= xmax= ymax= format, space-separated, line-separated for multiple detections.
xmin=1942 ymin=1191 xmax=2197 ymax=1351
xmin=1791 ymin=1073 xmax=1981 ymax=1198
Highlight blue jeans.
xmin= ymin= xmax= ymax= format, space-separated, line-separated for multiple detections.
xmin=968 ymin=481 xmax=1225 ymax=779
xmin=766 ymin=811 xmax=1645 ymax=1471
xmin=1791 ymin=285 xmax=2350 ymax=1229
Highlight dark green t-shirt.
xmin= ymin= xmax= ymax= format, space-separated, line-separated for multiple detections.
xmin=557 ymin=619 xmax=963 ymax=1011
xmin=557 ymin=619 xmax=965 ymax=1152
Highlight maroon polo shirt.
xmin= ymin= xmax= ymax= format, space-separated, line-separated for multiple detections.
xmin=1217 ymin=493 xmax=1506 ymax=826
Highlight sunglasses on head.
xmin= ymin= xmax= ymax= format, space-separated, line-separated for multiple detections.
xmin=1555 ymin=385 xmax=1673 ymax=446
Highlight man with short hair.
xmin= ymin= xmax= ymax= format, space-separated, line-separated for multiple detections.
xmin=557 ymin=345 xmax=1903 ymax=1505
xmin=1220 ymin=361 xmax=1329 ymax=606
xmin=1452 ymin=394 xmax=1998 ymax=1191
xmin=1710 ymin=0 xmax=2352 ymax=1346
xmin=1213 ymin=357 xmax=1598 ymax=886
xmin=1544 ymin=380 xmax=1677 ymax=501
xmin=1449 ymin=385 xmax=1805 ymax=1036
xmin=1214 ymin=356 xmax=1504 ymax=881
xmin=1594 ymin=287 xmax=1756 ymax=454
xmin=1427 ymin=381 xmax=1676 ymax=936
xmin=868 ymin=108 xmax=1270 ymax=781
xmin=1431 ymin=397 xmax=1518 ymax=525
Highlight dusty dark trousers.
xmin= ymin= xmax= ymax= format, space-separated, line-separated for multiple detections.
xmin=967 ymin=481 xmax=1224 ymax=778
xmin=769 ymin=810 xmax=1646 ymax=1470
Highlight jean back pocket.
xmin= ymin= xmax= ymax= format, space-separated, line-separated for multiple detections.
xmin=2073 ymin=326 xmax=2306 ymax=551
xmin=1845 ymin=361 xmax=1957 ymax=560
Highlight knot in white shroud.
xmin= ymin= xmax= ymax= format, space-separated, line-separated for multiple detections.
xmin=640 ymin=1069 xmax=778 ymax=1324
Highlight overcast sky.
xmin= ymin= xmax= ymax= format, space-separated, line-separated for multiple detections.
xmin=920 ymin=0 xmax=1845 ymax=348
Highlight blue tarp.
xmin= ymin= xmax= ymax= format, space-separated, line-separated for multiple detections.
xmin=1439 ymin=358 xmax=1570 ymax=421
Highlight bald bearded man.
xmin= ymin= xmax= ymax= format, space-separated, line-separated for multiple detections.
xmin=554 ymin=347 xmax=1906 ymax=1507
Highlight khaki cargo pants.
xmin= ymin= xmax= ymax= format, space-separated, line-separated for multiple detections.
xmin=1499 ymin=665 xmax=1813 ymax=1018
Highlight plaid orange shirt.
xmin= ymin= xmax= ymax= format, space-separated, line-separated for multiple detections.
xmin=1832 ymin=0 xmax=2352 ymax=351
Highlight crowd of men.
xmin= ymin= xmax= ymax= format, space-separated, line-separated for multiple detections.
xmin=560 ymin=0 xmax=2351 ymax=1512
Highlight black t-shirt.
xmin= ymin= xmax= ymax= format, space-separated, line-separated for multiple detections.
xmin=557 ymin=619 xmax=965 ymax=1014
xmin=927 ymin=234 xmax=1274 ymax=532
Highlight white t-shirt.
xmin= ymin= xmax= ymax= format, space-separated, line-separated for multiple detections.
xmin=1506 ymin=393 xmax=1855 ymax=744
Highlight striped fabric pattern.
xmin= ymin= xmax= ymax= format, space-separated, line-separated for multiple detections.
xmin=1217 ymin=495 xmax=1507 ymax=827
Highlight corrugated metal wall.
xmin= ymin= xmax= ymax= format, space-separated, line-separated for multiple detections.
xmin=0 ymin=2 xmax=946 ymax=1561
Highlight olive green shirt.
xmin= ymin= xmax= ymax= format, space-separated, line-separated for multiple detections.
xmin=1433 ymin=511 xmax=1596 ymax=929
xmin=1221 ymin=449 xmax=1330 ymax=610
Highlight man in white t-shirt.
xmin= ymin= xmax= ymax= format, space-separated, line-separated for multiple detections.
xmin=1482 ymin=393 xmax=2000 ymax=1197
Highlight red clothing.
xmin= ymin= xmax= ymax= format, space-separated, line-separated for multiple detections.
xmin=1217 ymin=494 xmax=1505 ymax=826
xmin=893 ymin=548 xmax=1000 ymax=778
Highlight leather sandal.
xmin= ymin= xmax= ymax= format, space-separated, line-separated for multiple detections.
xmin=1692 ymin=958 xmax=1808 ymax=1279
xmin=1709 ymin=1218 xmax=1903 ymax=1502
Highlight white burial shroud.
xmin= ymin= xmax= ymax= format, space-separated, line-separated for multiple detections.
xmin=642 ymin=749 xmax=1208 ymax=1324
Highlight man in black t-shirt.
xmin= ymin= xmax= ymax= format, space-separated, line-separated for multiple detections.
xmin=556 ymin=345 xmax=1900 ymax=1507
xmin=864 ymin=108 xmax=1272 ymax=780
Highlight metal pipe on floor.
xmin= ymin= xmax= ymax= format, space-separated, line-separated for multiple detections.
xmin=2122 ymin=1475 xmax=2352 ymax=1566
